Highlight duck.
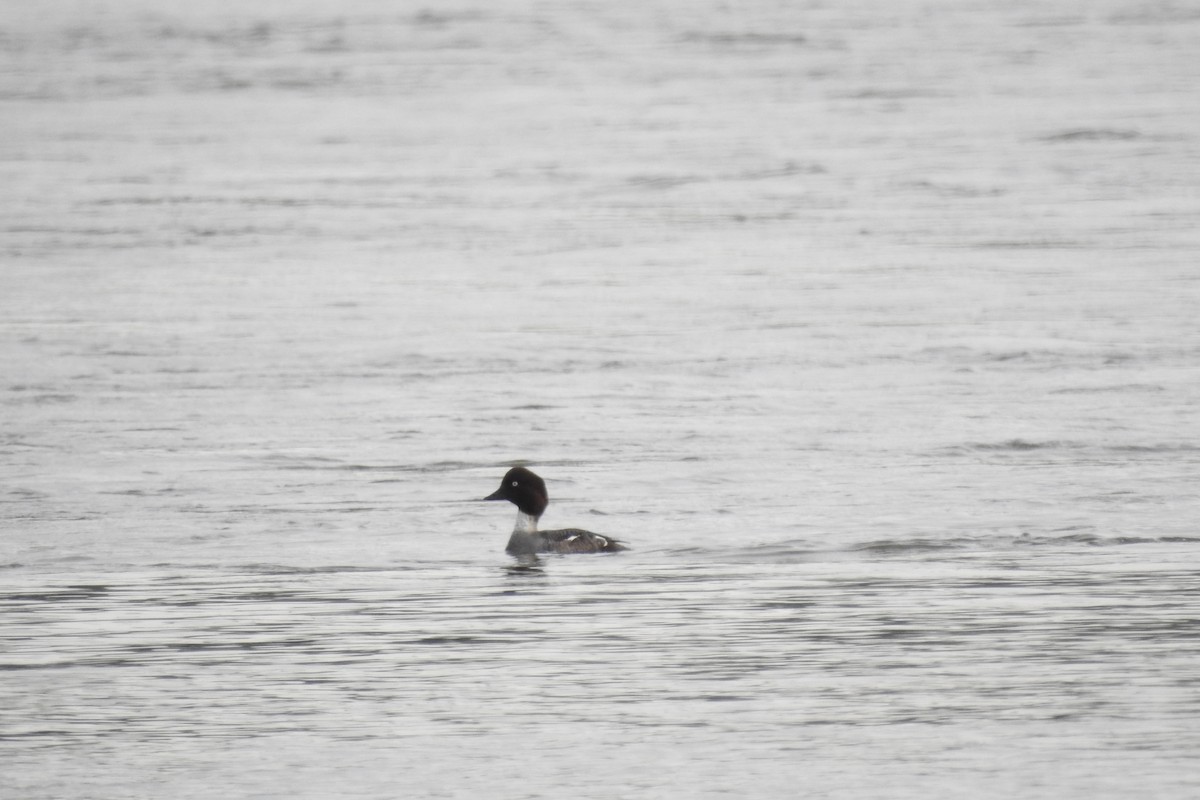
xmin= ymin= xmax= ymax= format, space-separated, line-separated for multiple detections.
xmin=483 ymin=467 xmax=628 ymax=555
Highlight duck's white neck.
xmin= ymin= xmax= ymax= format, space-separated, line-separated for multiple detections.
xmin=513 ymin=510 xmax=539 ymax=535
xmin=506 ymin=511 xmax=543 ymax=556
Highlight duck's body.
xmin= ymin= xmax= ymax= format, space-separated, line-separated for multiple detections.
xmin=484 ymin=467 xmax=627 ymax=555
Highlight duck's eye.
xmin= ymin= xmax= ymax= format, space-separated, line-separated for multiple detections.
xmin=511 ymin=481 xmax=519 ymax=487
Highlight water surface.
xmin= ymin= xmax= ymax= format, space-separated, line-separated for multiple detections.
xmin=2 ymin=1 xmax=1199 ymax=797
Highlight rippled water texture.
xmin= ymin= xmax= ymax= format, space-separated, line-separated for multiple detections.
xmin=3 ymin=1 xmax=1199 ymax=798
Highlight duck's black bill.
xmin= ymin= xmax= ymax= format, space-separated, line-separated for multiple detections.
xmin=483 ymin=489 xmax=505 ymax=501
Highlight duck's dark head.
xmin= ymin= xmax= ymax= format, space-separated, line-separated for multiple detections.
xmin=484 ymin=467 xmax=549 ymax=518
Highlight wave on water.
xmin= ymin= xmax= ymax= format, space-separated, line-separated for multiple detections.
xmin=721 ymin=531 xmax=1200 ymax=563
xmin=1050 ymin=383 xmax=1165 ymax=394
xmin=942 ymin=439 xmax=1200 ymax=456
xmin=260 ymin=457 xmax=492 ymax=474
xmin=1011 ymin=532 xmax=1200 ymax=548
xmin=852 ymin=538 xmax=968 ymax=555
xmin=716 ymin=541 xmax=828 ymax=563
xmin=1040 ymin=128 xmax=1143 ymax=142
xmin=967 ymin=438 xmax=1075 ymax=451
xmin=234 ymin=563 xmax=404 ymax=576
xmin=858 ymin=531 xmax=1200 ymax=554
xmin=1 ymin=585 xmax=111 ymax=603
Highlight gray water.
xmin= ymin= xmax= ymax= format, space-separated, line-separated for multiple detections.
xmin=3 ymin=1 xmax=1200 ymax=797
